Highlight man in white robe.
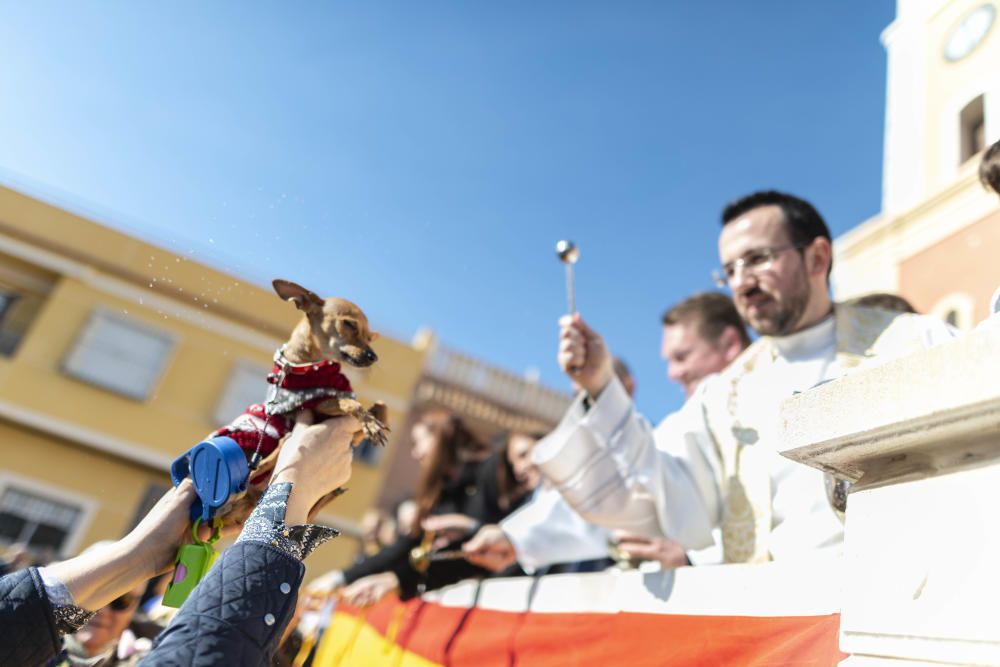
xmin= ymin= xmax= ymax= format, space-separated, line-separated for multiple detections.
xmin=467 ymin=190 xmax=954 ymax=567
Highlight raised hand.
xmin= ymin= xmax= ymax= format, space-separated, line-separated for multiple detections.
xmin=558 ymin=313 xmax=614 ymax=397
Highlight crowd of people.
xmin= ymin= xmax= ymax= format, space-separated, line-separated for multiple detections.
xmin=2 ymin=142 xmax=999 ymax=666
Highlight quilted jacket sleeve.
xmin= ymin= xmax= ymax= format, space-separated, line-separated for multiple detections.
xmin=142 ymin=542 xmax=304 ymax=667
xmin=0 ymin=567 xmax=62 ymax=667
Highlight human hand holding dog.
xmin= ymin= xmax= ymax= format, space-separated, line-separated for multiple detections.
xmin=558 ymin=314 xmax=614 ymax=398
xmin=271 ymin=412 xmax=359 ymax=526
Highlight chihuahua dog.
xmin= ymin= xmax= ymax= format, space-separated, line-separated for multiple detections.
xmin=268 ymin=278 xmax=388 ymax=446
xmin=214 ymin=279 xmax=389 ymax=524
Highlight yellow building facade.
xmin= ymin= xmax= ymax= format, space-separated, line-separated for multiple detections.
xmin=834 ymin=0 xmax=1000 ymax=326
xmin=0 ymin=184 xmax=429 ymax=576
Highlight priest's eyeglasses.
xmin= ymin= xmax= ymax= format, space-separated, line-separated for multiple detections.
xmin=712 ymin=244 xmax=802 ymax=288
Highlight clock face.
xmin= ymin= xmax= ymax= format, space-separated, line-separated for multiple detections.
xmin=944 ymin=3 xmax=996 ymax=62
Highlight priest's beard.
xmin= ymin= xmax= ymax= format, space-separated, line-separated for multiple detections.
xmin=741 ymin=279 xmax=811 ymax=337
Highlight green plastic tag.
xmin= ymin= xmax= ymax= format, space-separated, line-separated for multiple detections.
xmin=162 ymin=518 xmax=221 ymax=608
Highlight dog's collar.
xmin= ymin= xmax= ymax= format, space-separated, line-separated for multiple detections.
xmin=272 ymin=346 xmax=342 ymax=375
xmin=269 ymin=346 xmax=354 ymax=393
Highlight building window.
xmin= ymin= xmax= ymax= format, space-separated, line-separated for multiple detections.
xmin=213 ymin=361 xmax=271 ymax=426
xmin=0 ymin=255 xmax=57 ymax=358
xmin=0 ymin=485 xmax=83 ymax=555
xmin=959 ymin=95 xmax=986 ymax=164
xmin=0 ymin=291 xmax=20 ymax=356
xmin=62 ymin=310 xmax=175 ymax=400
xmin=0 ymin=292 xmax=19 ymax=322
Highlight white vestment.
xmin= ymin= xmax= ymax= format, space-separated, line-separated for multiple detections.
xmin=501 ymin=484 xmax=612 ymax=573
xmin=519 ymin=306 xmax=954 ymax=562
xmin=503 ymin=429 xmax=722 ymax=571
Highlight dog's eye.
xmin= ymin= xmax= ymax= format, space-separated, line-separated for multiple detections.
xmin=341 ymin=320 xmax=358 ymax=332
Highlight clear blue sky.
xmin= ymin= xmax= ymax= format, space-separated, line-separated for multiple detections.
xmin=0 ymin=1 xmax=894 ymax=417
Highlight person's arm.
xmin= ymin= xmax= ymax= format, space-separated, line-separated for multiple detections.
xmin=344 ymin=533 xmax=491 ymax=603
xmin=143 ymin=414 xmax=357 ymax=667
xmin=344 ymin=463 xmax=498 ymax=605
xmin=467 ymin=451 xmax=503 ymax=525
xmin=0 ymin=480 xmax=203 ymax=667
xmin=339 ymin=536 xmax=426 ymax=603
xmin=341 ymin=535 xmax=416 ymax=586
xmin=497 ymin=485 xmax=613 ymax=573
xmin=535 ymin=314 xmax=724 ymax=550
xmin=42 ymin=479 xmax=199 ymax=613
xmin=532 ymin=374 xmax=720 ymax=549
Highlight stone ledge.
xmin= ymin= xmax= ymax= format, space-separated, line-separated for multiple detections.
xmin=781 ymin=319 xmax=1000 ymax=488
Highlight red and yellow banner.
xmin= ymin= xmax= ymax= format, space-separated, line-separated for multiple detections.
xmin=312 ymin=554 xmax=846 ymax=666
xmin=316 ymin=598 xmax=842 ymax=666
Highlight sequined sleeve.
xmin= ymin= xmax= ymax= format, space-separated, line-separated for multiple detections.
xmin=235 ymin=482 xmax=340 ymax=561
xmin=37 ymin=566 xmax=97 ymax=634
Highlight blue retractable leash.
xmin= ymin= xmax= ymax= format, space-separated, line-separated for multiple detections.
xmin=162 ymin=436 xmax=249 ymax=607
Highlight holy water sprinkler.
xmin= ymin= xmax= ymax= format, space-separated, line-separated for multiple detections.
xmin=555 ymin=240 xmax=579 ymax=314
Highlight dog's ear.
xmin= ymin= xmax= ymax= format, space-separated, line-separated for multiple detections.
xmin=368 ymin=330 xmax=380 ymax=343
xmin=272 ymin=279 xmax=324 ymax=313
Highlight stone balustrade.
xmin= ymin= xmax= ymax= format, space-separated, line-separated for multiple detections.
xmin=782 ymin=316 xmax=1000 ymax=665
xmin=424 ymin=344 xmax=572 ymax=425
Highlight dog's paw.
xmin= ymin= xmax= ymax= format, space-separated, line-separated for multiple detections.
xmin=362 ymin=414 xmax=390 ymax=447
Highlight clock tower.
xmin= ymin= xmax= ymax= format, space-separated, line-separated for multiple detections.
xmin=834 ymin=0 xmax=1000 ymax=327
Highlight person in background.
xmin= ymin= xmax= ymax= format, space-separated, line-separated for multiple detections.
xmin=611 ymin=357 xmax=637 ymax=397
xmin=128 ymin=574 xmax=173 ymax=645
xmin=394 ymin=499 xmax=419 ymax=540
xmin=845 ymin=292 xmax=917 ymax=314
xmin=659 ymin=291 xmax=752 ymax=397
xmin=499 ymin=432 xmax=542 ymax=514
xmin=420 ymin=430 xmax=543 ymax=558
xmin=334 ymin=410 xmax=494 ymax=606
xmin=981 ymin=140 xmax=1000 ymax=315
xmin=980 ymin=138 xmax=1000 ymax=195
xmin=356 ymin=509 xmax=396 ymax=559
xmin=53 ymin=568 xmax=148 ymax=666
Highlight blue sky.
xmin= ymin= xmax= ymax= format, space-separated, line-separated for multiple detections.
xmin=0 ymin=1 xmax=894 ymax=418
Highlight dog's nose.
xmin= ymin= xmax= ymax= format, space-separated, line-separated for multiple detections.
xmin=365 ymin=349 xmax=378 ymax=364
